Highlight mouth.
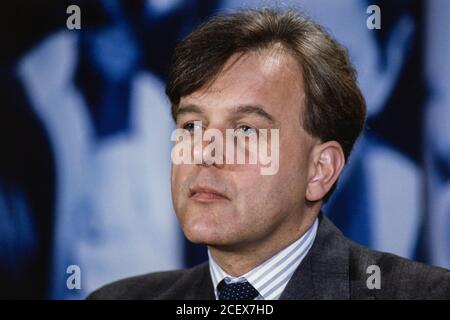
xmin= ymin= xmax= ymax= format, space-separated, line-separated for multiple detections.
xmin=189 ymin=186 xmax=230 ymax=202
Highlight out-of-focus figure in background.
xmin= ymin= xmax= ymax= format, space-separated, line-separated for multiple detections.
xmin=425 ymin=0 xmax=450 ymax=269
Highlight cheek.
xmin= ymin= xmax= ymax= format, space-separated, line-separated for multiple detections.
xmin=171 ymin=164 xmax=181 ymax=185
xmin=230 ymin=173 xmax=296 ymax=241
xmin=232 ymin=132 xmax=308 ymax=205
xmin=171 ymin=165 xmax=191 ymax=207
xmin=232 ymin=170 xmax=282 ymax=214
xmin=171 ymin=166 xmax=181 ymax=199
xmin=279 ymin=128 xmax=311 ymax=182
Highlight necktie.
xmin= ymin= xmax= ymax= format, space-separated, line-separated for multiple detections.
xmin=217 ymin=279 xmax=260 ymax=300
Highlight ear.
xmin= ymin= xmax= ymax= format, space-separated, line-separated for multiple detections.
xmin=305 ymin=141 xmax=345 ymax=202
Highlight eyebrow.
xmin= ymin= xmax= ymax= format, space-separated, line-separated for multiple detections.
xmin=233 ymin=104 xmax=275 ymax=124
xmin=175 ymin=104 xmax=203 ymax=118
xmin=175 ymin=103 xmax=276 ymax=124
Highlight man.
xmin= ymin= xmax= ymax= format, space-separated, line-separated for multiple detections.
xmin=88 ymin=9 xmax=450 ymax=299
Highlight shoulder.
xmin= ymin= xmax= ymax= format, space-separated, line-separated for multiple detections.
xmin=87 ymin=263 xmax=209 ymax=300
xmin=316 ymin=214 xmax=450 ymax=299
xmin=347 ymin=240 xmax=450 ymax=299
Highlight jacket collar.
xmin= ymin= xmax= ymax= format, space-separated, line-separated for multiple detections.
xmin=280 ymin=213 xmax=350 ymax=299
xmin=195 ymin=212 xmax=351 ymax=300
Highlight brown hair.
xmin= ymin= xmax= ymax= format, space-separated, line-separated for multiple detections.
xmin=166 ymin=8 xmax=366 ymax=196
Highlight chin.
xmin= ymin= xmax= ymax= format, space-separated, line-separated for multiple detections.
xmin=181 ymin=221 xmax=235 ymax=246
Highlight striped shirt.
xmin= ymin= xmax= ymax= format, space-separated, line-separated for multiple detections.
xmin=208 ymin=218 xmax=318 ymax=300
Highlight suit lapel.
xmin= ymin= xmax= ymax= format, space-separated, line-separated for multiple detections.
xmin=193 ymin=263 xmax=216 ymax=300
xmin=280 ymin=213 xmax=350 ymax=299
xmin=157 ymin=262 xmax=215 ymax=299
xmin=189 ymin=263 xmax=216 ymax=299
xmin=182 ymin=213 xmax=351 ymax=300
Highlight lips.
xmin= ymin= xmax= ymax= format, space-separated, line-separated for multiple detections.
xmin=189 ymin=186 xmax=230 ymax=201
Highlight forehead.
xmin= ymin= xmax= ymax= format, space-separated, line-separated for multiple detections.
xmin=179 ymin=48 xmax=305 ymax=118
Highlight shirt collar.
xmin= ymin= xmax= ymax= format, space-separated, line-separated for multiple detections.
xmin=208 ymin=217 xmax=318 ymax=300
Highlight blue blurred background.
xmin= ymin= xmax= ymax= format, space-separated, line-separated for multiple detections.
xmin=0 ymin=0 xmax=449 ymax=299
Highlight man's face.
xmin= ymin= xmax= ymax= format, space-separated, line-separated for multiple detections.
xmin=171 ymin=48 xmax=318 ymax=250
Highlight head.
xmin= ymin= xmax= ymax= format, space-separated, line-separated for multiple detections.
xmin=166 ymin=9 xmax=366 ymax=250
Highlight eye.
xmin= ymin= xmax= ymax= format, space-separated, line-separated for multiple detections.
xmin=183 ymin=122 xmax=202 ymax=133
xmin=236 ymin=125 xmax=257 ymax=136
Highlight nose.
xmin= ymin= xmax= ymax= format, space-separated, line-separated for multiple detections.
xmin=192 ymin=128 xmax=225 ymax=168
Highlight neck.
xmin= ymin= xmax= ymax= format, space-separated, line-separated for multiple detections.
xmin=208 ymin=206 xmax=320 ymax=277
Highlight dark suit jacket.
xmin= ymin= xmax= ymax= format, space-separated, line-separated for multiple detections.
xmin=88 ymin=214 xmax=450 ymax=299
